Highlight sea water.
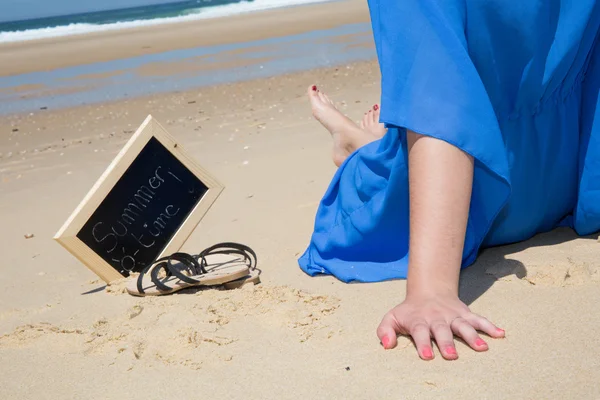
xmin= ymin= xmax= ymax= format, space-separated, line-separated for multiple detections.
xmin=0 ymin=0 xmax=334 ymax=43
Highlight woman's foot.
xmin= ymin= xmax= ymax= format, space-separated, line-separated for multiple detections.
xmin=360 ymin=105 xmax=387 ymax=138
xmin=307 ymin=85 xmax=385 ymax=166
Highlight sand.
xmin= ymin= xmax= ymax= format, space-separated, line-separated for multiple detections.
xmin=2 ymin=2 xmax=600 ymax=399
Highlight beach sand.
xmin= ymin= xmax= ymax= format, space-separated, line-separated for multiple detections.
xmin=1 ymin=2 xmax=600 ymax=398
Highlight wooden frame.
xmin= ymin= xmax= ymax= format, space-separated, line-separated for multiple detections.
xmin=54 ymin=114 xmax=224 ymax=284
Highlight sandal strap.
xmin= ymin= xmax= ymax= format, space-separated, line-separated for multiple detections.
xmin=148 ymin=261 xmax=172 ymax=291
xmin=136 ymin=258 xmax=159 ymax=294
xmin=194 ymin=242 xmax=257 ymax=271
xmin=154 ymin=252 xmax=202 ymax=286
xmin=136 ymin=252 xmax=201 ymax=294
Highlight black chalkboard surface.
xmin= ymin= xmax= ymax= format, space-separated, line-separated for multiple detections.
xmin=55 ymin=115 xmax=223 ymax=283
xmin=77 ymin=137 xmax=208 ymax=276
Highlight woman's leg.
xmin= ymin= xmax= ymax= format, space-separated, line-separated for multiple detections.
xmin=376 ymin=131 xmax=505 ymax=360
xmin=307 ymin=85 xmax=386 ymax=166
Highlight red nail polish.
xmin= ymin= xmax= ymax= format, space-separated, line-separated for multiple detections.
xmin=312 ymin=85 xmax=317 ymax=91
xmin=373 ymin=104 xmax=379 ymax=110
xmin=446 ymin=347 xmax=457 ymax=355
xmin=422 ymin=348 xmax=433 ymax=359
xmin=381 ymin=336 xmax=390 ymax=349
xmin=475 ymin=339 xmax=487 ymax=347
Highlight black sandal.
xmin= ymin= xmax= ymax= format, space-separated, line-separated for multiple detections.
xmin=127 ymin=243 xmax=257 ymax=297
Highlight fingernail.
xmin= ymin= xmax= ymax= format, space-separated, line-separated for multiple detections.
xmin=381 ymin=336 xmax=390 ymax=349
xmin=373 ymin=104 xmax=379 ymax=110
xmin=445 ymin=347 xmax=457 ymax=355
xmin=422 ymin=347 xmax=433 ymax=359
xmin=312 ymin=85 xmax=317 ymax=91
xmin=475 ymin=339 xmax=487 ymax=347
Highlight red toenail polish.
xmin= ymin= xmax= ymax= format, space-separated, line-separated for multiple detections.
xmin=312 ymin=85 xmax=317 ymax=91
xmin=381 ymin=336 xmax=390 ymax=349
xmin=374 ymin=104 xmax=379 ymax=110
xmin=475 ymin=339 xmax=487 ymax=347
xmin=446 ymin=347 xmax=457 ymax=355
xmin=422 ymin=348 xmax=433 ymax=359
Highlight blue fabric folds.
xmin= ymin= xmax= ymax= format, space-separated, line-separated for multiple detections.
xmin=298 ymin=0 xmax=600 ymax=283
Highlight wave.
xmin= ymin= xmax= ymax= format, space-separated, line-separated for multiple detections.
xmin=0 ymin=0 xmax=331 ymax=43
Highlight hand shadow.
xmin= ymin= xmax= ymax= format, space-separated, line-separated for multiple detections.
xmin=458 ymin=227 xmax=598 ymax=306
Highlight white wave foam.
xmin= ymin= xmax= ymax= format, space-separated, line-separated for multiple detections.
xmin=0 ymin=0 xmax=332 ymax=43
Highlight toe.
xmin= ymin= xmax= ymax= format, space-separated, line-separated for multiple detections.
xmin=362 ymin=113 xmax=370 ymax=129
xmin=363 ymin=108 xmax=374 ymax=127
xmin=318 ymin=90 xmax=332 ymax=105
xmin=372 ymin=105 xmax=379 ymax=124
xmin=307 ymin=85 xmax=323 ymax=117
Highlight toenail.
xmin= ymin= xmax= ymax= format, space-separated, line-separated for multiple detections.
xmin=445 ymin=347 xmax=457 ymax=355
xmin=312 ymin=85 xmax=317 ymax=91
xmin=475 ymin=339 xmax=487 ymax=347
xmin=374 ymin=104 xmax=379 ymax=110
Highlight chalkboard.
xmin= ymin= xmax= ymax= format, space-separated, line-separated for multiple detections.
xmin=76 ymin=137 xmax=208 ymax=276
xmin=54 ymin=115 xmax=224 ymax=283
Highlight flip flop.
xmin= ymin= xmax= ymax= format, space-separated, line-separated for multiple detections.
xmin=126 ymin=243 xmax=257 ymax=296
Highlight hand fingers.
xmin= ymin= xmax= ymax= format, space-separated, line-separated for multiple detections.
xmin=410 ymin=322 xmax=434 ymax=360
xmin=376 ymin=314 xmax=399 ymax=350
xmin=450 ymin=317 xmax=488 ymax=352
xmin=430 ymin=321 xmax=458 ymax=360
xmin=464 ymin=313 xmax=506 ymax=338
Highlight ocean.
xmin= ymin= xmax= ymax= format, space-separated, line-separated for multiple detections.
xmin=0 ymin=0 xmax=376 ymax=115
xmin=0 ymin=0 xmax=333 ymax=43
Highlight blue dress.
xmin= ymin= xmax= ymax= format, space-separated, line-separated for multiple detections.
xmin=298 ymin=0 xmax=600 ymax=283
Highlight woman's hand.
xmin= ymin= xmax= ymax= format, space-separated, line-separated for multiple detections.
xmin=376 ymin=293 xmax=505 ymax=360
xmin=383 ymin=132 xmax=504 ymax=360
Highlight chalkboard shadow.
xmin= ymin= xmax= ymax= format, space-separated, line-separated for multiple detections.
xmin=81 ymin=285 xmax=107 ymax=295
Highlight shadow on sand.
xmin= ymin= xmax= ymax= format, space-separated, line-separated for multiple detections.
xmin=458 ymin=227 xmax=598 ymax=306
